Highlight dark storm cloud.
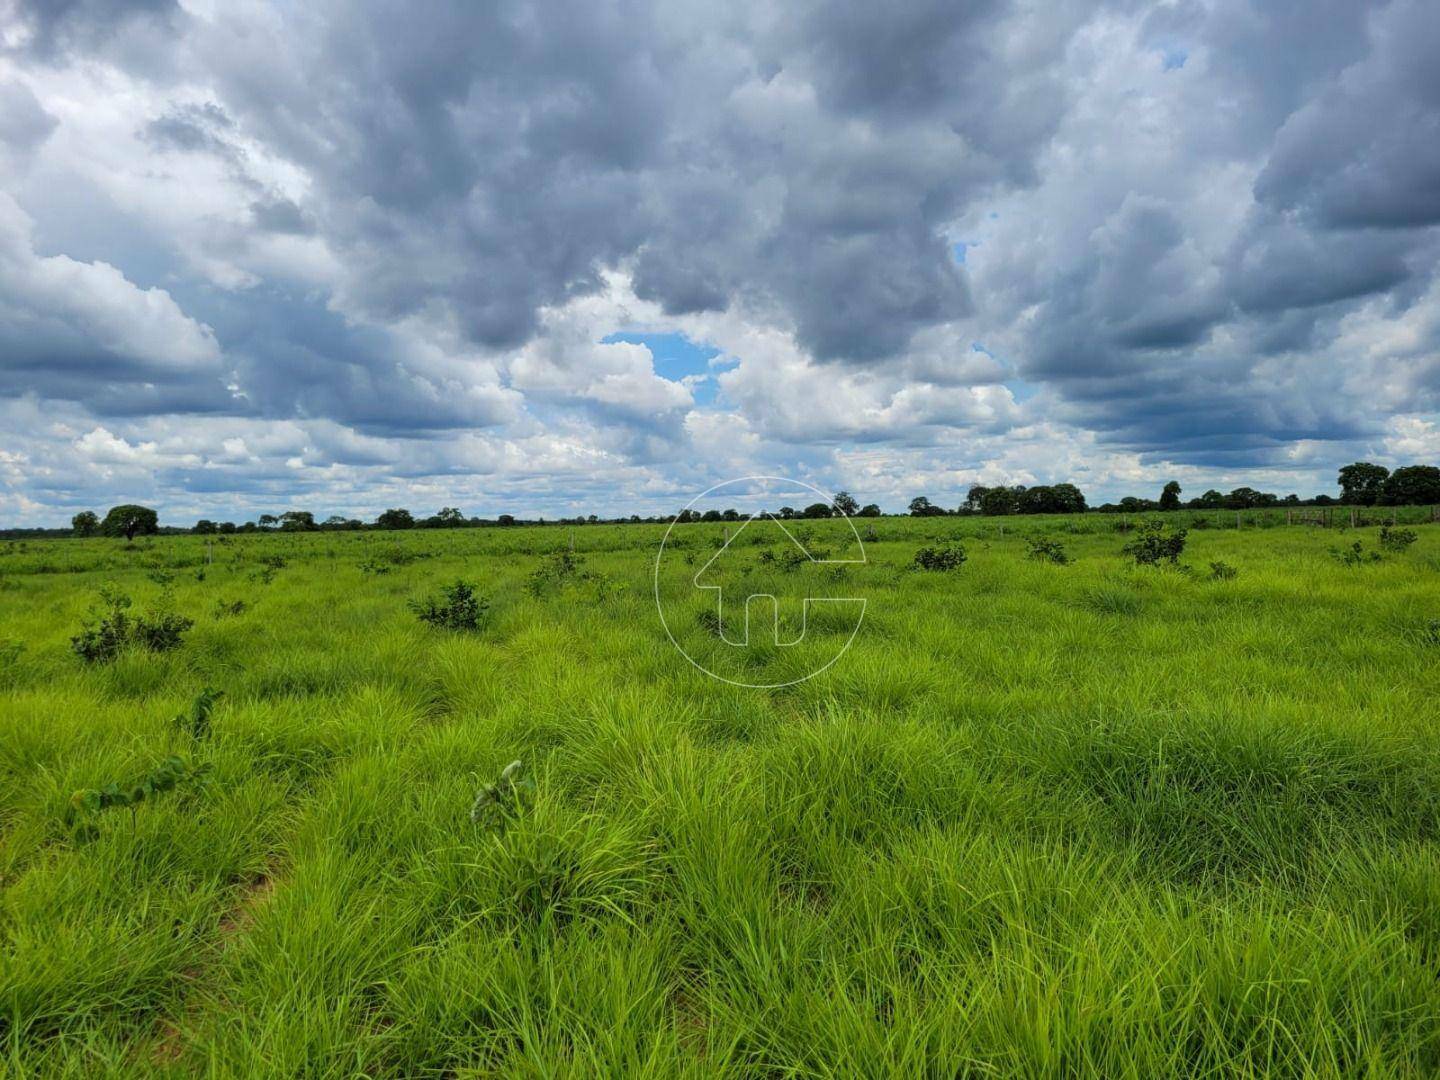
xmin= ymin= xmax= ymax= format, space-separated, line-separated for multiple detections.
xmin=978 ymin=0 xmax=1440 ymax=465
xmin=174 ymin=0 xmax=1082 ymax=362
xmin=1253 ymin=0 xmax=1440 ymax=230
xmin=1 ymin=0 xmax=1438 ymax=518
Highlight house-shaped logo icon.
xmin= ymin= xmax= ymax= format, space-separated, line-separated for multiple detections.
xmin=653 ymin=475 xmax=870 ymax=689
xmin=690 ymin=512 xmax=865 ymax=647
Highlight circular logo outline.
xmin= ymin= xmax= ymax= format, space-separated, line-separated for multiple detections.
xmin=653 ymin=475 xmax=867 ymax=689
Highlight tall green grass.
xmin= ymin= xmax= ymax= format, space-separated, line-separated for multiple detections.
xmin=2 ymin=517 xmax=1439 ymax=1075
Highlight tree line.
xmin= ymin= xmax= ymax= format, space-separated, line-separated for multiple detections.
xmin=52 ymin=461 xmax=1440 ymax=539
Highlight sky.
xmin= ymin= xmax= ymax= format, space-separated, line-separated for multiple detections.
xmin=0 ymin=0 xmax=1438 ymax=525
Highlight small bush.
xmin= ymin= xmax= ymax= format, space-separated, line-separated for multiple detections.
xmin=1333 ymin=541 xmax=1382 ymax=566
xmin=1208 ymin=561 xmax=1239 ymax=580
xmin=526 ymin=551 xmax=584 ymax=597
xmin=70 ymin=586 xmax=135 ymax=664
xmin=777 ymin=548 xmax=809 ymax=573
xmin=411 ymin=580 xmax=489 ymax=631
xmin=133 ymin=609 xmax=195 ymax=652
xmin=1026 ymin=537 xmax=1069 ymax=565
xmin=212 ymin=598 xmax=248 ymax=620
xmin=359 ymin=544 xmax=424 ymax=574
xmin=1122 ymin=521 xmax=1188 ymax=566
xmin=913 ymin=544 xmax=967 ymax=571
xmin=1379 ymin=526 xmax=1417 ymax=552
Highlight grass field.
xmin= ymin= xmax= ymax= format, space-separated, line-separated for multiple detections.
xmin=3 ymin=514 xmax=1440 ymax=1076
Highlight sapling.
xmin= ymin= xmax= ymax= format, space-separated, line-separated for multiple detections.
xmin=470 ymin=760 xmax=533 ymax=832
xmin=65 ymin=755 xmax=212 ymax=838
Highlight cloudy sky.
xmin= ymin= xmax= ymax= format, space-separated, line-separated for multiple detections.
xmin=1 ymin=0 xmax=1437 ymax=524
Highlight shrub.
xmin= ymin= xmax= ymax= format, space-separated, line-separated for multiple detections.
xmin=1208 ymin=561 xmax=1239 ymax=580
xmin=1025 ymin=537 xmax=1070 ymax=565
xmin=1379 ymin=526 xmax=1417 ymax=552
xmin=70 ymin=586 xmax=134 ymax=664
xmin=1122 ymin=521 xmax=1188 ymax=566
xmin=777 ymin=548 xmax=809 ymax=573
xmin=212 ymin=598 xmax=248 ymax=620
xmin=913 ymin=544 xmax=967 ymax=571
xmin=133 ymin=609 xmax=195 ymax=653
xmin=411 ymin=580 xmax=489 ymax=631
xmin=526 ymin=551 xmax=583 ymax=597
xmin=1333 ymin=541 xmax=1382 ymax=566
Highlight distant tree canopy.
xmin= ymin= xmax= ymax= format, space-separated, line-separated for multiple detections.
xmin=376 ymin=508 xmax=415 ymax=530
xmin=832 ymin=491 xmax=859 ymax=517
xmin=71 ymin=510 xmax=99 ymax=537
xmin=1159 ymin=481 xmax=1182 ymax=511
xmin=279 ymin=510 xmax=316 ymax=531
xmin=1381 ymin=465 xmax=1440 ymax=506
xmin=801 ymin=502 xmax=833 ymax=518
xmin=100 ymin=504 xmax=158 ymax=540
xmin=964 ymin=484 xmax=1087 ymax=515
xmin=908 ymin=496 xmax=946 ymax=517
xmin=193 ymin=519 xmax=217 ymax=534
xmin=857 ymin=503 xmax=882 ymax=517
xmin=1338 ymin=462 xmax=1389 ymax=505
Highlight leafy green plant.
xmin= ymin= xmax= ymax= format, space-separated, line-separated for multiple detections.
xmin=70 ymin=585 xmax=135 ymax=664
xmin=411 ymin=580 xmax=489 ymax=631
xmin=1026 ymin=537 xmax=1070 ymax=564
xmin=913 ymin=544 xmax=967 ymax=571
xmin=133 ymin=607 xmax=195 ymax=652
xmin=71 ymin=585 xmax=193 ymax=663
xmin=526 ymin=551 xmax=584 ymax=597
xmin=1208 ymin=561 xmax=1239 ymax=580
xmin=64 ymin=755 xmax=212 ymax=838
xmin=359 ymin=543 xmax=425 ymax=574
xmin=174 ymin=688 xmax=224 ymax=740
xmin=777 ymin=548 xmax=809 ymax=573
xmin=1333 ymin=541 xmax=1382 ymax=566
xmin=1379 ymin=526 xmax=1417 ymax=552
xmin=1122 ymin=521 xmax=1188 ymax=566
xmin=212 ymin=597 xmax=248 ymax=619
xmin=470 ymin=760 xmax=533 ymax=832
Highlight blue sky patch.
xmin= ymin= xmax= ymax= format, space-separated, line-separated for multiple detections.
xmin=602 ymin=331 xmax=724 ymax=404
